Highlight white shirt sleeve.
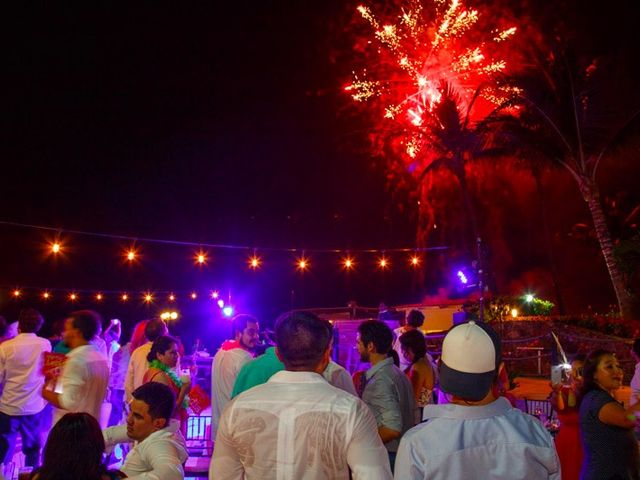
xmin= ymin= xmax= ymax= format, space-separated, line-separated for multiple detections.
xmin=210 ymin=405 xmax=245 ymax=480
xmin=59 ymin=357 xmax=86 ymax=411
xmin=349 ymin=401 xmax=394 ymax=480
xmin=103 ymin=424 xmax=132 ymax=447
xmin=121 ymin=439 xmax=186 ymax=480
xmin=324 ymin=362 xmax=357 ymax=396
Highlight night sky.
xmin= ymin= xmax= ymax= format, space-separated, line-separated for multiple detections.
xmin=2 ymin=1 xmax=640 ymax=345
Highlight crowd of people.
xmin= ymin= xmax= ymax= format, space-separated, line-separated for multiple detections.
xmin=0 ymin=306 xmax=638 ymax=479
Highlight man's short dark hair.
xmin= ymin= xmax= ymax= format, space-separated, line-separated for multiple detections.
xmin=358 ymin=320 xmax=393 ymax=355
xmin=132 ymin=382 xmax=176 ymax=424
xmin=231 ymin=314 xmax=258 ymax=338
xmin=145 ymin=319 xmax=168 ymax=342
xmin=18 ymin=308 xmax=44 ymax=333
xmin=406 ymin=309 xmax=425 ymax=328
xmin=69 ymin=310 xmax=101 ymax=341
xmin=275 ymin=311 xmax=332 ymax=370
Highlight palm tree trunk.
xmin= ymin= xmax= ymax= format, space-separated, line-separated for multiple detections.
xmin=583 ymin=181 xmax=638 ymax=319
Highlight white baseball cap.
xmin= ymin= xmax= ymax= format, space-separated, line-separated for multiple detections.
xmin=439 ymin=321 xmax=501 ymax=401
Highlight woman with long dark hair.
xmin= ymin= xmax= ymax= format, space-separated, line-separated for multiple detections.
xmin=143 ymin=335 xmax=190 ymax=430
xmin=579 ymin=349 xmax=640 ymax=480
xmin=25 ymin=413 xmax=123 ymax=480
xmin=399 ymin=329 xmax=434 ymax=421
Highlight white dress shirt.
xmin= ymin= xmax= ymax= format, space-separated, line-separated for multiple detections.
xmin=211 ymin=370 xmax=393 ymax=480
xmin=53 ymin=344 xmax=109 ymax=425
xmin=125 ymin=342 xmax=152 ymax=402
xmin=211 ymin=344 xmax=252 ymax=437
xmin=0 ymin=333 xmax=51 ymax=415
xmin=395 ymin=397 xmax=560 ymax=479
xmin=104 ymin=422 xmax=188 ymax=480
xmin=323 ymin=360 xmax=357 ymax=396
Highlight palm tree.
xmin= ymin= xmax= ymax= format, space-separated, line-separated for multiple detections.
xmin=418 ymin=82 xmax=507 ymax=252
xmin=504 ymin=48 xmax=640 ymax=319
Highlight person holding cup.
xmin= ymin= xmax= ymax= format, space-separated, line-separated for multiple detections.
xmin=143 ymin=336 xmax=191 ymax=432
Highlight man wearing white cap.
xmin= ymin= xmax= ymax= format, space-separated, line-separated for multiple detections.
xmin=395 ymin=320 xmax=560 ymax=479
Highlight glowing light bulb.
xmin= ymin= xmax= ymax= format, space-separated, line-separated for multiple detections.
xmin=211 ymin=291 xmax=219 ymax=299
xmin=126 ymin=250 xmax=136 ymax=261
xmin=297 ymin=258 xmax=309 ymax=270
xmin=249 ymin=256 xmax=261 ymax=269
xmin=69 ymin=293 xmax=77 ymax=301
xmin=12 ymin=289 xmax=21 ymax=297
xmin=170 ymin=312 xmax=178 ymax=320
xmin=410 ymin=256 xmax=420 ymax=266
xmin=96 ymin=293 xmax=103 ymax=301
xmin=190 ymin=292 xmax=197 ymax=300
xmin=343 ymin=257 xmax=354 ymax=269
xmin=525 ymin=294 xmax=534 ymax=303
xmin=195 ymin=251 xmax=207 ymax=265
xmin=51 ymin=243 xmax=61 ymax=253
xmin=169 ymin=294 xmax=175 ymax=301
xmin=511 ymin=308 xmax=518 ymax=318
xmin=217 ymin=299 xmax=225 ymax=308
xmin=379 ymin=257 xmax=389 ymax=269
xmin=42 ymin=291 xmax=50 ymax=299
xmin=144 ymin=293 xmax=153 ymax=303
xmin=121 ymin=293 xmax=129 ymax=301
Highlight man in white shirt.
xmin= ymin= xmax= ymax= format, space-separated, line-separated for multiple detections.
xmin=42 ymin=310 xmax=109 ymax=426
xmin=395 ymin=321 xmax=559 ymax=480
xmin=104 ymin=382 xmax=188 ymax=480
xmin=125 ymin=319 xmax=168 ymax=402
xmin=211 ymin=311 xmax=392 ymax=480
xmin=211 ymin=314 xmax=259 ymax=438
xmin=0 ymin=308 xmax=51 ymax=468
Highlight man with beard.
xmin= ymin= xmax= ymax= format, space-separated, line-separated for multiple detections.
xmin=357 ymin=320 xmax=415 ymax=473
xmin=211 ymin=314 xmax=259 ymax=438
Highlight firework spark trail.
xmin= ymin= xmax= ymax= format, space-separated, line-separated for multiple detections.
xmin=347 ymin=0 xmax=516 ymax=162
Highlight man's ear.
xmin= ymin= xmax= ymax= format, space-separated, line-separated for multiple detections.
xmin=152 ymin=417 xmax=167 ymax=431
xmin=366 ymin=341 xmax=376 ymax=354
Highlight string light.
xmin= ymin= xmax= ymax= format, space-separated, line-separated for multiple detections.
xmin=42 ymin=291 xmax=50 ymax=299
xmin=144 ymin=293 xmax=153 ymax=303
xmin=125 ymin=249 xmax=137 ymax=262
xmin=121 ymin=293 xmax=129 ymax=301
xmin=378 ymin=257 xmax=389 ymax=269
xmin=69 ymin=293 xmax=77 ymax=301
xmin=248 ymin=255 xmax=261 ymax=269
xmin=195 ymin=251 xmax=208 ymax=265
xmin=12 ymin=289 xmax=21 ymax=298
xmin=342 ymin=256 xmax=355 ymax=270
xmin=51 ymin=242 xmax=61 ymax=254
xmin=96 ymin=293 xmax=103 ymax=301
xmin=296 ymin=257 xmax=309 ymax=271
xmin=169 ymin=293 xmax=175 ymax=302
xmin=410 ymin=255 xmax=421 ymax=267
xmin=190 ymin=292 xmax=197 ymax=300
xmin=211 ymin=291 xmax=219 ymax=299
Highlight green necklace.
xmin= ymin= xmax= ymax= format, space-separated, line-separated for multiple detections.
xmin=149 ymin=360 xmax=189 ymax=409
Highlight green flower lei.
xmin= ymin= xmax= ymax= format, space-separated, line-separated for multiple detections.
xmin=149 ymin=359 xmax=189 ymax=409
